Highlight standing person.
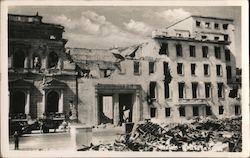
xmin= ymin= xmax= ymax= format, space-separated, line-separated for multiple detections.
xmin=13 ymin=131 xmax=19 ymax=150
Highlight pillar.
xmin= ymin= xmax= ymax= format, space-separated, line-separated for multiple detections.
xmin=42 ymin=90 xmax=46 ymax=114
xmin=25 ymin=91 xmax=30 ymax=114
xmin=133 ymin=90 xmax=140 ymax=123
xmin=59 ymin=90 xmax=63 ymax=113
xmin=113 ymin=93 xmax=119 ymax=125
xmin=94 ymin=90 xmax=99 ymax=125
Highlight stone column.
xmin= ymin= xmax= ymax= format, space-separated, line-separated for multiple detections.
xmin=24 ymin=56 xmax=29 ymax=69
xmin=133 ymin=90 xmax=140 ymax=123
xmin=113 ymin=93 xmax=119 ymax=125
xmin=25 ymin=90 xmax=30 ymax=114
xmin=94 ymin=90 xmax=99 ymax=125
xmin=58 ymin=90 xmax=63 ymax=113
xmin=42 ymin=90 xmax=46 ymax=114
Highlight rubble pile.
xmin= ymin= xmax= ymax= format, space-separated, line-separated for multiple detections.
xmin=78 ymin=116 xmax=242 ymax=152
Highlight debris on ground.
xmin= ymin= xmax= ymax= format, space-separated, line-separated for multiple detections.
xmin=78 ymin=116 xmax=242 ymax=152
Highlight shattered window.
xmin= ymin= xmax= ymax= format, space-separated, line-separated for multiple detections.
xmin=214 ymin=36 xmax=220 ymax=41
xmin=202 ymin=46 xmax=208 ymax=58
xmin=214 ymin=23 xmax=219 ymax=29
xmin=164 ymin=82 xmax=170 ymax=99
xmin=176 ymin=44 xmax=182 ymax=57
xmin=235 ymin=105 xmax=240 ymax=115
xmin=224 ymin=34 xmax=229 ymax=41
xmin=225 ymin=49 xmax=231 ymax=61
xmin=193 ymin=106 xmax=199 ymax=116
xmin=159 ymin=43 xmax=168 ymax=55
xmin=216 ymin=65 xmax=222 ymax=76
xmin=48 ymin=52 xmax=58 ymax=68
xmin=149 ymin=62 xmax=155 ymax=74
xmin=205 ymin=82 xmax=211 ymax=98
xmin=179 ymin=106 xmax=185 ymax=117
xmin=178 ymin=82 xmax=185 ymax=99
xmin=134 ymin=61 xmax=140 ymax=75
xmin=149 ymin=82 xmax=156 ymax=99
xmin=192 ymin=82 xmax=198 ymax=98
xmin=177 ymin=63 xmax=183 ymax=75
xmin=196 ymin=21 xmax=201 ymax=27
xmin=189 ymin=45 xmax=196 ymax=57
xmin=191 ymin=63 xmax=196 ymax=75
xmin=165 ymin=108 xmax=171 ymax=117
xmin=104 ymin=69 xmax=112 ymax=78
xmin=226 ymin=66 xmax=232 ymax=82
xmin=204 ymin=64 xmax=210 ymax=76
xmin=214 ymin=46 xmax=221 ymax=59
xmin=150 ymin=107 xmax=156 ymax=118
xmin=13 ymin=51 xmax=25 ymax=68
xmin=217 ymin=83 xmax=224 ymax=98
xmin=223 ymin=24 xmax=228 ymax=30
xmin=219 ymin=106 xmax=224 ymax=115
xmin=206 ymin=106 xmax=212 ymax=116
xmin=205 ymin=22 xmax=210 ymax=28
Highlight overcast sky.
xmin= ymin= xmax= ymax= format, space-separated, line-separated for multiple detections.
xmin=8 ymin=6 xmax=241 ymax=67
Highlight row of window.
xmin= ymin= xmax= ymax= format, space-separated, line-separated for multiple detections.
xmin=149 ymin=81 xmax=225 ymax=99
xmin=159 ymin=44 xmax=231 ymax=61
xmin=196 ymin=20 xmax=229 ymax=30
xmin=150 ymin=104 xmax=240 ymax=118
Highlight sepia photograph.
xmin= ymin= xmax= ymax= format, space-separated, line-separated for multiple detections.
xmin=0 ymin=0 xmax=249 ymax=157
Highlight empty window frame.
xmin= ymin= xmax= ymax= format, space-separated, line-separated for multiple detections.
xmin=216 ymin=65 xmax=222 ymax=76
xmin=214 ymin=23 xmax=219 ymax=29
xmin=159 ymin=43 xmax=168 ymax=55
xmin=205 ymin=22 xmax=210 ymax=28
xmin=204 ymin=64 xmax=210 ymax=76
xmin=191 ymin=63 xmax=196 ymax=75
xmin=226 ymin=66 xmax=232 ymax=82
xmin=150 ymin=107 xmax=157 ymax=118
xmin=178 ymin=82 xmax=185 ymax=99
xmin=134 ymin=61 xmax=140 ymax=75
xmin=164 ymin=82 xmax=170 ymax=99
xmin=193 ymin=106 xmax=199 ymax=116
xmin=192 ymin=82 xmax=198 ymax=98
xmin=225 ymin=49 xmax=231 ymax=61
xmin=103 ymin=69 xmax=112 ymax=78
xmin=219 ymin=106 xmax=224 ymax=115
xmin=206 ymin=106 xmax=212 ymax=116
xmin=205 ymin=82 xmax=211 ymax=98
xmin=202 ymin=46 xmax=209 ymax=58
xmin=176 ymin=44 xmax=182 ymax=57
xmin=214 ymin=36 xmax=220 ymax=41
xmin=149 ymin=61 xmax=155 ymax=74
xmin=177 ymin=63 xmax=183 ymax=75
xmin=179 ymin=106 xmax=186 ymax=117
xmin=196 ymin=21 xmax=201 ymax=27
xmin=215 ymin=46 xmax=221 ymax=59
xmin=235 ymin=105 xmax=240 ymax=115
xmin=223 ymin=24 xmax=228 ymax=30
xmin=149 ymin=82 xmax=157 ymax=99
xmin=189 ymin=45 xmax=196 ymax=57
xmin=48 ymin=52 xmax=58 ymax=68
xmin=217 ymin=83 xmax=224 ymax=98
xmin=224 ymin=34 xmax=229 ymax=41
xmin=201 ymin=35 xmax=207 ymax=39
xmin=165 ymin=107 xmax=171 ymax=117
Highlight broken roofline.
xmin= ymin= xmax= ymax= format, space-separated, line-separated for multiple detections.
xmin=165 ymin=15 xmax=234 ymax=30
xmin=154 ymin=36 xmax=231 ymax=45
xmin=8 ymin=13 xmax=65 ymax=30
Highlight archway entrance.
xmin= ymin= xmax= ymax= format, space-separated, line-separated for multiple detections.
xmin=46 ymin=91 xmax=59 ymax=113
xmin=10 ymin=91 xmax=26 ymax=114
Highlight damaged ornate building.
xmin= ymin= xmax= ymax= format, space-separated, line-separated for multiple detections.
xmin=8 ymin=14 xmax=241 ymax=126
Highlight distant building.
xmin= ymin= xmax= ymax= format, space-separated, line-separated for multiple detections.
xmin=8 ymin=13 xmax=241 ymax=126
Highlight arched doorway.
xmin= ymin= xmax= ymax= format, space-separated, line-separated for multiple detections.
xmin=48 ymin=52 xmax=58 ymax=68
xmin=13 ymin=51 xmax=25 ymax=68
xmin=46 ymin=91 xmax=59 ymax=113
xmin=10 ymin=91 xmax=26 ymax=114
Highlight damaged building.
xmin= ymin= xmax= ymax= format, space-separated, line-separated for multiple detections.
xmin=8 ymin=14 xmax=241 ymax=127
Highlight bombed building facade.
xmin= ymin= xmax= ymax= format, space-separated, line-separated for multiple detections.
xmin=8 ymin=14 xmax=241 ymax=126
